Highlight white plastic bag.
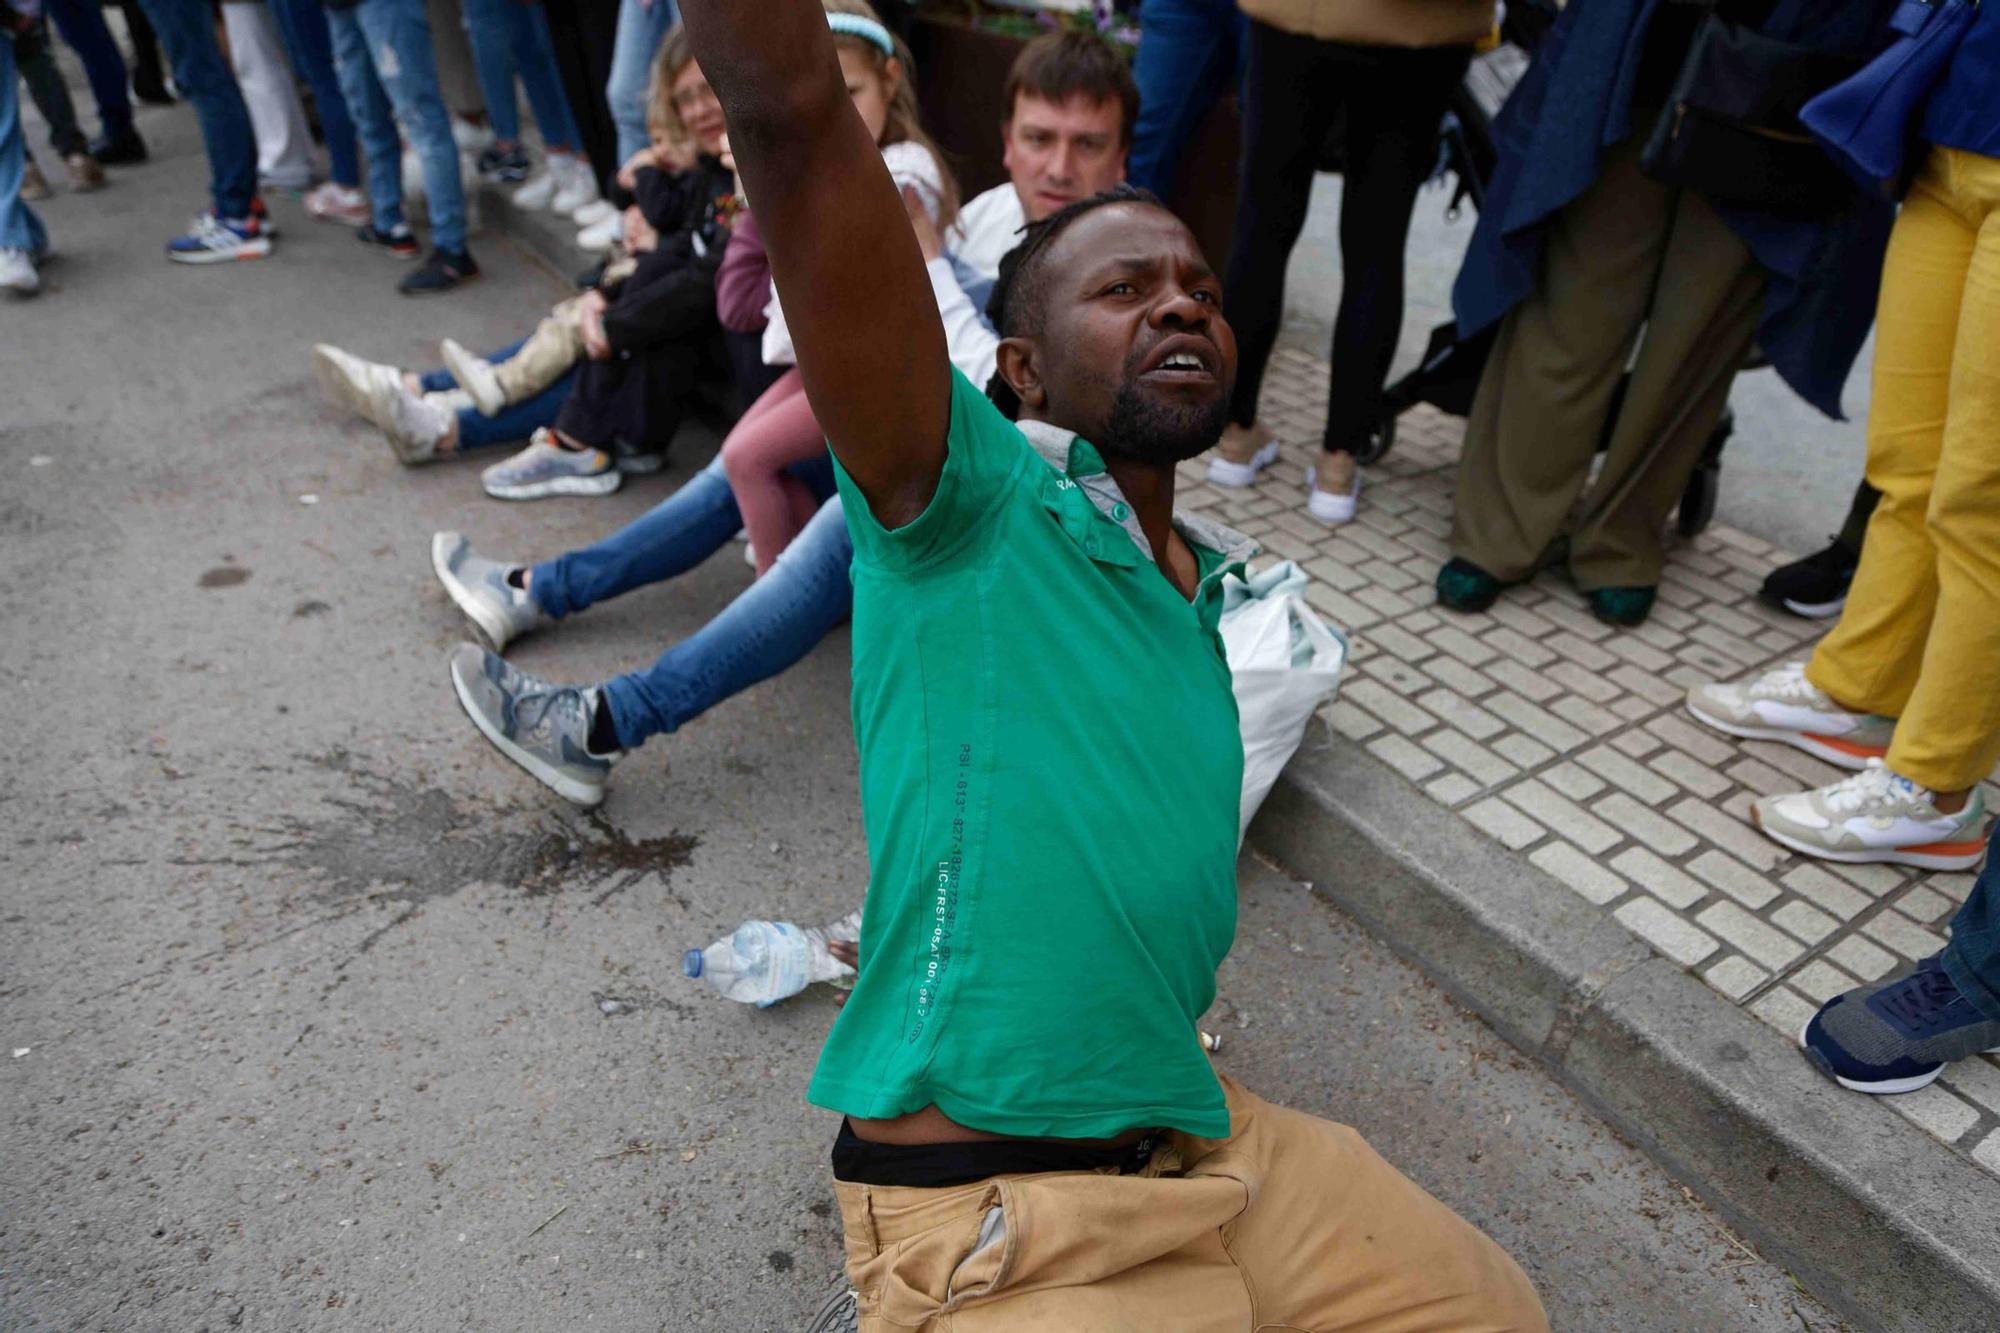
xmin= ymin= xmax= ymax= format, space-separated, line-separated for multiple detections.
xmin=1221 ymin=561 xmax=1349 ymax=843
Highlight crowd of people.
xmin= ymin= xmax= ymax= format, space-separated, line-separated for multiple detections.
xmin=6 ymin=0 xmax=1998 ymax=1324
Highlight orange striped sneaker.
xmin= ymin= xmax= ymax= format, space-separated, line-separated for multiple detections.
xmin=1686 ymin=663 xmax=1893 ymax=770
xmin=1754 ymin=761 xmax=1989 ymax=872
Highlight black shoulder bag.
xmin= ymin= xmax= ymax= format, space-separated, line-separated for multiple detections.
xmin=1639 ymin=4 xmax=1870 ymax=218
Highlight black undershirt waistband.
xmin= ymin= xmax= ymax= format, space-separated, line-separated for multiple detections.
xmin=831 ymin=1120 xmax=1165 ymax=1189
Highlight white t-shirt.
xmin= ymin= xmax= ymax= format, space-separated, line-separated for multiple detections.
xmin=947 ymin=183 xmax=1026 ymax=284
xmin=763 ymin=141 xmax=948 ymax=367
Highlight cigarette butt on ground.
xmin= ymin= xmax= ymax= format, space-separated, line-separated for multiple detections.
xmin=1199 ymin=1029 xmax=1223 ymax=1054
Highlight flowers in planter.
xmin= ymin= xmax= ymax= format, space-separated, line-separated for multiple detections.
xmin=914 ymin=0 xmax=1141 ymax=56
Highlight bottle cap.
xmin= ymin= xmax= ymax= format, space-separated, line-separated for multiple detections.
xmin=682 ymin=949 xmax=704 ymax=978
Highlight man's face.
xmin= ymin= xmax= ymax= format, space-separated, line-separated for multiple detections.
xmin=1012 ymin=203 xmax=1236 ymax=467
xmin=1001 ymin=93 xmax=1127 ymax=222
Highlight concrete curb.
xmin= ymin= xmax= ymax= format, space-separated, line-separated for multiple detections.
xmin=477 ymin=182 xmax=597 ymax=282
xmin=1248 ymin=729 xmax=2000 ymax=1333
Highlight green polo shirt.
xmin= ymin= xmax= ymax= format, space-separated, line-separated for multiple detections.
xmin=809 ymin=367 xmax=1254 ymax=1140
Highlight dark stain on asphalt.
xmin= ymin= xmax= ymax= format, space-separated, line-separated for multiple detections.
xmin=767 ymin=1250 xmax=795 ymax=1273
xmin=165 ymin=750 xmax=699 ymax=973
xmin=261 ymin=750 xmax=700 ymax=912
xmin=292 ymin=599 xmax=332 ymax=618
xmin=198 ymin=566 xmax=252 ymax=589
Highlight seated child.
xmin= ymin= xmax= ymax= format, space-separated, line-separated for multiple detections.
xmin=441 ymin=62 xmax=732 ymax=418
xmin=724 ymin=0 xmax=960 ymax=574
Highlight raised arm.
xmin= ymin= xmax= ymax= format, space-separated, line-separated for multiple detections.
xmin=676 ymin=0 xmax=950 ymax=527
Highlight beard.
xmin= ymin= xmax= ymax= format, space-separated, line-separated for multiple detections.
xmin=1095 ymin=373 xmax=1232 ymax=467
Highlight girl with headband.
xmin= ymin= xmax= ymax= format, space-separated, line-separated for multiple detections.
xmin=722 ymin=0 xmax=965 ymax=575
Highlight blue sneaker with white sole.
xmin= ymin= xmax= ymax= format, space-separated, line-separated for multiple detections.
xmin=481 ymin=428 xmax=621 ymax=501
xmin=166 ymin=212 xmax=272 ymax=264
xmin=1801 ymin=954 xmax=2000 ymax=1094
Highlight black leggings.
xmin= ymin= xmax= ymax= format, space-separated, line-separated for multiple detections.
xmin=1225 ymin=24 xmax=1471 ymax=455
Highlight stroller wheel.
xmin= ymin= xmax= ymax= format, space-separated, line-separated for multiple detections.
xmin=1678 ymin=462 xmax=1720 ymax=537
xmin=1355 ymin=412 xmax=1397 ymax=466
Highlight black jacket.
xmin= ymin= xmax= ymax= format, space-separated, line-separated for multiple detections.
xmin=599 ymin=156 xmax=736 ymax=354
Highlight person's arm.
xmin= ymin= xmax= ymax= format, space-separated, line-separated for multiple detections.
xmin=905 ymin=187 xmax=998 ymax=388
xmin=676 ymin=0 xmax=949 ymax=527
xmin=715 ymin=210 xmax=772 ymax=333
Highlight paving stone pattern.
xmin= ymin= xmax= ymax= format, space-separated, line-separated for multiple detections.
xmin=1197 ymin=346 xmax=2000 ymax=1178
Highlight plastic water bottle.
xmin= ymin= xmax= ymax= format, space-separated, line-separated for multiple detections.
xmin=684 ymin=909 xmax=862 ymax=1008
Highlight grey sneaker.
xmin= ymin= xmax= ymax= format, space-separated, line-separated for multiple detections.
xmin=1754 ymin=760 xmax=1989 ymax=871
xmin=431 ymin=532 xmax=548 ymax=650
xmin=1802 ymin=954 xmax=2000 ymax=1094
xmin=448 ymin=644 xmax=620 ymax=806
xmin=481 ymin=427 xmax=621 ymax=501
xmin=1686 ymin=662 xmax=1894 ymax=770
xmin=440 ymin=337 xmax=506 ymax=416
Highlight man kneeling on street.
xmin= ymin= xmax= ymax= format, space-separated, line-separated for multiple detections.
xmin=674 ymin=0 xmax=1550 ymax=1325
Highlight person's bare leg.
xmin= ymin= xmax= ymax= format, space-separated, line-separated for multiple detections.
xmin=1217 ymin=419 xmax=1274 ymax=465
xmin=1314 ymin=448 xmax=1356 ymax=497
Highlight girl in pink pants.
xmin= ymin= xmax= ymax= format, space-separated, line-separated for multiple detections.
xmin=722 ymin=0 xmax=952 ymax=573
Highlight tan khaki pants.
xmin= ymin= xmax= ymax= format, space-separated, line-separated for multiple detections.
xmin=494 ymin=255 xmax=639 ymax=406
xmin=1450 ymin=135 xmax=1765 ymax=590
xmin=494 ymin=300 xmax=592 ymax=405
xmin=834 ymin=1076 xmax=1547 ymax=1332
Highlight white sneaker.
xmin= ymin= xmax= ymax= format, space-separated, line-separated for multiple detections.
xmin=576 ymin=212 xmax=622 ymax=253
xmin=1686 ymin=662 xmax=1894 ymax=770
xmin=451 ymin=117 xmax=495 ymax=155
xmin=369 ymin=381 xmax=451 ymax=465
xmin=512 ymin=168 xmax=559 ymax=211
xmin=440 ymin=337 xmax=506 ymax=417
xmin=303 ymin=180 xmax=370 ymax=226
xmin=311 ymin=343 xmax=404 ymax=423
xmin=571 ymin=198 xmax=617 ymax=228
xmin=0 ymin=247 xmax=40 ymax=297
xmin=1304 ymin=464 xmax=1361 ymax=526
xmin=1754 ymin=761 xmax=1990 ymax=871
xmin=550 ymin=155 xmax=599 ymax=215
xmin=1206 ymin=439 xmax=1279 ymax=488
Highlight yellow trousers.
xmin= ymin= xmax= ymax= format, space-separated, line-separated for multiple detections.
xmin=1808 ymin=146 xmax=2000 ymax=792
xmin=834 ymin=1076 xmax=1548 ymax=1332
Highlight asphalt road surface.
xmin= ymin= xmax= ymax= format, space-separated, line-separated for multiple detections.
xmin=3 ymin=98 xmax=1851 ymax=1331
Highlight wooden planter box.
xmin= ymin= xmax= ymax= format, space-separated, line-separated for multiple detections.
xmin=906 ymin=11 xmax=1241 ymax=268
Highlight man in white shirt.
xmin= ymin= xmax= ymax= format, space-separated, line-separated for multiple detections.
xmin=949 ymin=29 xmax=1137 ymax=298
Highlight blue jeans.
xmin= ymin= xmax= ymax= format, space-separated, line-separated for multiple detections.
xmin=419 ymin=335 xmax=576 ymax=448
xmin=327 ymin=0 xmax=466 ymax=254
xmin=132 ymin=0 xmax=259 ymax=218
xmin=1126 ymin=0 xmax=1248 ymax=198
xmin=607 ymin=0 xmax=677 ymax=164
xmin=1942 ymin=826 xmax=2000 ymax=1023
xmin=527 ymin=454 xmax=850 ymax=750
xmin=45 ymin=0 xmax=135 ymax=140
xmin=1 ymin=34 xmax=49 ymax=255
xmin=461 ymin=0 xmax=582 ymax=153
xmin=269 ymin=0 xmax=361 ymax=187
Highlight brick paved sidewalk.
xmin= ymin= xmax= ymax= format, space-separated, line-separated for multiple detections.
xmin=1189 ymin=345 xmax=2000 ymax=1179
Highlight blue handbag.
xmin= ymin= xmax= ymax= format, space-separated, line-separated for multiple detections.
xmin=1800 ymin=0 xmax=1980 ymax=199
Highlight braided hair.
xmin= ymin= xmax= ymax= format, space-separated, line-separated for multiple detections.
xmin=982 ymin=184 xmax=1164 ymax=421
